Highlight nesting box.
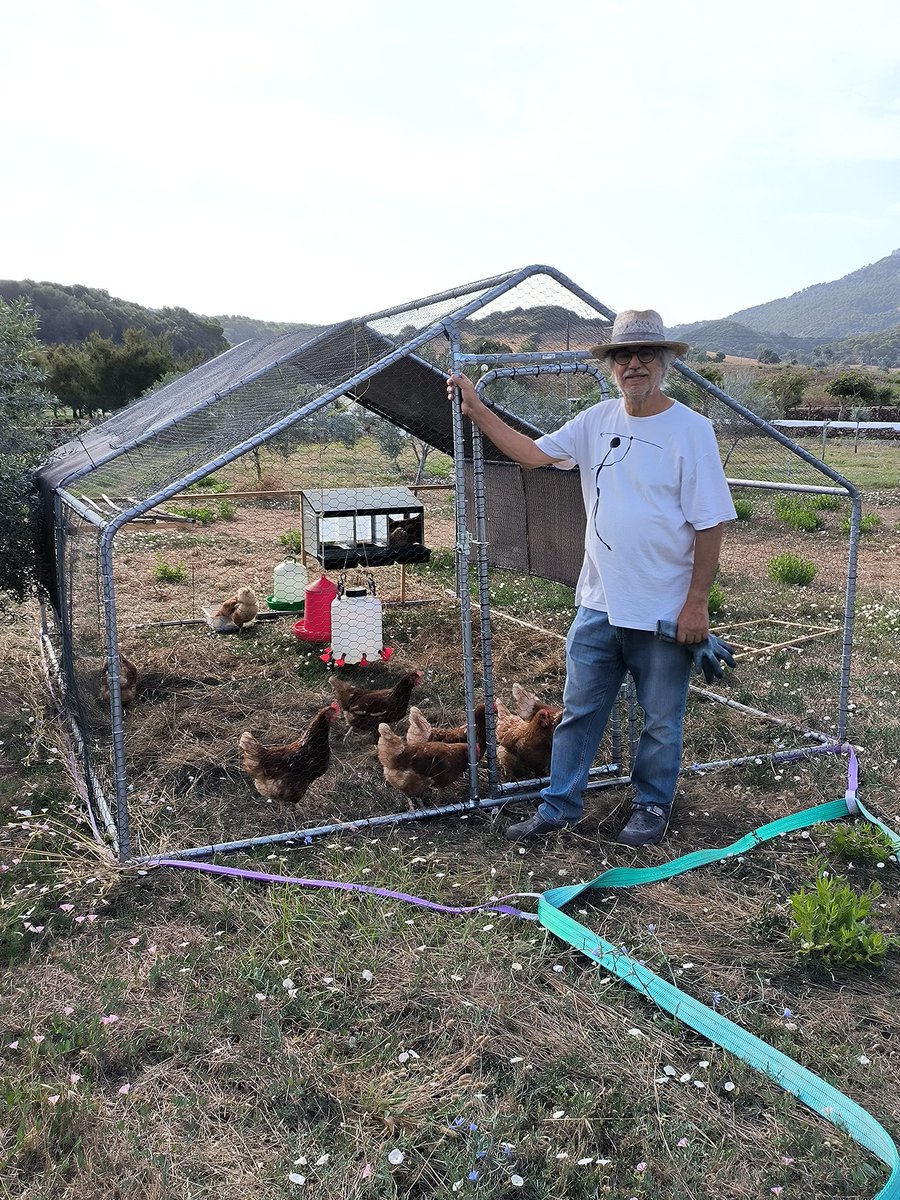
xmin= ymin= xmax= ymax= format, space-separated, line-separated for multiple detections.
xmin=299 ymin=487 xmax=430 ymax=569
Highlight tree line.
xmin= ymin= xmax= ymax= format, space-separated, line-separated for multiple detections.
xmin=0 ymin=279 xmax=228 ymax=358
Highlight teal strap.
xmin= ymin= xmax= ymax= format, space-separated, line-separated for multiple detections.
xmin=539 ymin=796 xmax=900 ymax=1199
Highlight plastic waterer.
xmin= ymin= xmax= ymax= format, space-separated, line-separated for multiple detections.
xmin=269 ymin=556 xmax=309 ymax=610
xmin=328 ymin=585 xmax=385 ymax=666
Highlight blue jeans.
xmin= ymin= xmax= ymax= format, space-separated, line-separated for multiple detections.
xmin=537 ymin=608 xmax=692 ymax=825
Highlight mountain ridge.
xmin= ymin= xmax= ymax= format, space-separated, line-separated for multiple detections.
xmin=667 ymin=249 xmax=900 ymax=361
xmin=6 ymin=249 xmax=900 ymax=368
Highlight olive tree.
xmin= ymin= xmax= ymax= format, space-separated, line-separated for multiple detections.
xmin=0 ymin=298 xmax=52 ymax=600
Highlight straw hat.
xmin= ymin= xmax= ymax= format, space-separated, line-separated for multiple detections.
xmin=590 ymin=308 xmax=689 ymax=360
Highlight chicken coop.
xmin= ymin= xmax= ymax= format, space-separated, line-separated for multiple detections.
xmin=36 ymin=264 xmax=866 ymax=865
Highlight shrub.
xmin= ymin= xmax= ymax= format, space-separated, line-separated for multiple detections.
xmin=774 ymin=496 xmax=822 ymax=532
xmin=767 ymin=553 xmax=817 ymax=586
xmin=168 ymin=504 xmax=217 ymax=525
xmin=279 ymin=530 xmax=303 ymax=554
xmin=842 ymin=512 xmax=883 ymax=536
xmin=426 ymin=456 xmax=454 ymax=480
xmin=809 ymin=494 xmax=843 ymax=511
xmin=186 ymin=474 xmax=229 ymax=494
xmin=733 ymin=499 xmax=752 ymax=521
xmin=788 ymin=870 xmax=894 ymax=968
xmin=153 ymin=561 xmax=187 ymax=583
xmin=707 ymin=580 xmax=725 ymax=616
xmin=787 ymin=508 xmax=822 ymax=532
xmin=217 ymin=500 xmax=237 ymax=520
xmin=826 ymin=821 xmax=896 ymax=864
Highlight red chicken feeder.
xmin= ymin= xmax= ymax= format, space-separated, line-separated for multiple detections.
xmin=293 ymin=574 xmax=338 ymax=643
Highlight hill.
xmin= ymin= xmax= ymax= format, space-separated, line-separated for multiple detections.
xmin=815 ymin=321 xmax=900 ymax=370
xmin=670 ymin=249 xmax=900 ymax=342
xmin=0 ymin=279 xmax=228 ymax=362
xmin=213 ymin=314 xmax=319 ymax=344
xmin=8 ymin=250 xmax=900 ymax=370
xmin=665 ymin=318 xmax=828 ymax=360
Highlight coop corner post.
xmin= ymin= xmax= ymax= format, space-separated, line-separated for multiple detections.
xmin=98 ymin=521 xmax=132 ymax=862
xmin=445 ymin=322 xmax=481 ymax=801
xmin=838 ymin=486 xmax=863 ymax=742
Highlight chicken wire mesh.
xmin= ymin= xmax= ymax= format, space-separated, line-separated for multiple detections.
xmin=35 ymin=264 xmax=886 ymax=864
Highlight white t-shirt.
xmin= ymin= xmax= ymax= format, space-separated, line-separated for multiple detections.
xmin=535 ymin=397 xmax=736 ymax=631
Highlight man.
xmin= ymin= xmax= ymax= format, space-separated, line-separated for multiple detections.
xmin=447 ymin=309 xmax=736 ymax=847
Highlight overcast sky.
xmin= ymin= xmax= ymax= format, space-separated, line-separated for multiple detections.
xmin=3 ymin=0 xmax=899 ymax=327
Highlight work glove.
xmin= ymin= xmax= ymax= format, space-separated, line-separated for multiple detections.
xmin=655 ymin=619 xmax=737 ymax=684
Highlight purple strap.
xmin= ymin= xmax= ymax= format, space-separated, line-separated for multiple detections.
xmin=847 ymin=744 xmax=859 ymax=794
xmin=153 ymin=858 xmax=538 ymax=920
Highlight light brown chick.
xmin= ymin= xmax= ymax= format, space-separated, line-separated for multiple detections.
xmin=100 ymin=653 xmax=139 ymax=706
xmin=377 ymin=722 xmax=474 ymax=802
xmin=495 ymin=699 xmax=561 ymax=782
xmin=214 ymin=586 xmax=259 ymax=630
xmin=239 ymin=701 xmax=339 ymax=805
xmin=330 ymin=669 xmax=423 ymax=739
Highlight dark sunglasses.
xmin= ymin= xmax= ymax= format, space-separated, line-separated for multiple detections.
xmin=611 ymin=346 xmax=659 ymax=365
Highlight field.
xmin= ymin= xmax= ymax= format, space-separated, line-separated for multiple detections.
xmin=2 ymin=438 xmax=899 ymax=1199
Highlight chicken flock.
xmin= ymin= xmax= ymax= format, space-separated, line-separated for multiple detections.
xmin=238 ymin=673 xmax=562 ymax=809
xmin=103 ymin=584 xmax=562 ymax=811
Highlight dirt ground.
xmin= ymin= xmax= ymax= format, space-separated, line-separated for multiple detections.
xmin=32 ymin=476 xmax=892 ymax=862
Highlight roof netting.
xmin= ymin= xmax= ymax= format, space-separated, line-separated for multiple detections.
xmin=37 ymin=265 xmax=846 ymax=526
xmin=37 ymin=266 xmax=615 ymax=506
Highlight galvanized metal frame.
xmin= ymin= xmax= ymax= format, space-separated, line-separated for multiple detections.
xmin=39 ymin=265 xmax=862 ymax=864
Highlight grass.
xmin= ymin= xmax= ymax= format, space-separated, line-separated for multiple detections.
xmin=768 ymin=436 xmax=900 ymax=491
xmin=3 ymin=447 xmax=900 ymax=1198
xmin=2 ymin=587 xmax=899 ymax=1200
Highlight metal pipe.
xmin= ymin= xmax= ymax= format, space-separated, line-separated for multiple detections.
xmin=455 ymin=350 xmax=592 ymax=366
xmin=445 ymin=323 xmax=481 ymax=802
xmin=837 ymin=493 xmax=862 ymax=741
xmin=128 ymin=743 xmax=842 ymax=865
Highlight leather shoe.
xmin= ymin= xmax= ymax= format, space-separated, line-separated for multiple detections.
xmin=616 ymin=804 xmax=669 ymax=847
xmin=504 ymin=812 xmax=567 ymax=842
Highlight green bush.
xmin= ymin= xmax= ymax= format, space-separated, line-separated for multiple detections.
xmin=217 ymin=500 xmax=237 ymax=520
xmin=733 ymin=499 xmax=753 ymax=521
xmin=809 ymin=493 xmax=843 ymax=511
xmin=279 ymin=530 xmax=303 ymax=554
xmin=827 ymin=821 xmax=896 ymax=863
xmin=774 ymin=496 xmax=822 ymax=532
xmin=767 ymin=553 xmax=817 ymax=586
xmin=186 ymin=473 xmax=230 ymax=494
xmin=426 ymin=456 xmax=454 ymax=480
xmin=788 ymin=870 xmax=894 ymax=968
xmin=707 ymin=580 xmax=725 ymax=616
xmin=842 ymin=512 xmax=883 ymax=536
xmin=153 ymin=560 xmax=187 ymax=583
xmin=168 ymin=504 xmax=218 ymax=525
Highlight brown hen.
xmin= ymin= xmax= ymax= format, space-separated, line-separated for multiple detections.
xmin=406 ymin=703 xmax=488 ymax=756
xmin=239 ymin=701 xmax=339 ymax=805
xmin=376 ymin=723 xmax=475 ymax=802
xmin=100 ymin=653 xmax=139 ymax=706
xmin=495 ymin=698 xmax=562 ymax=782
xmin=213 ymin=586 xmax=259 ymax=631
xmin=330 ymin=669 xmax=422 ymax=739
